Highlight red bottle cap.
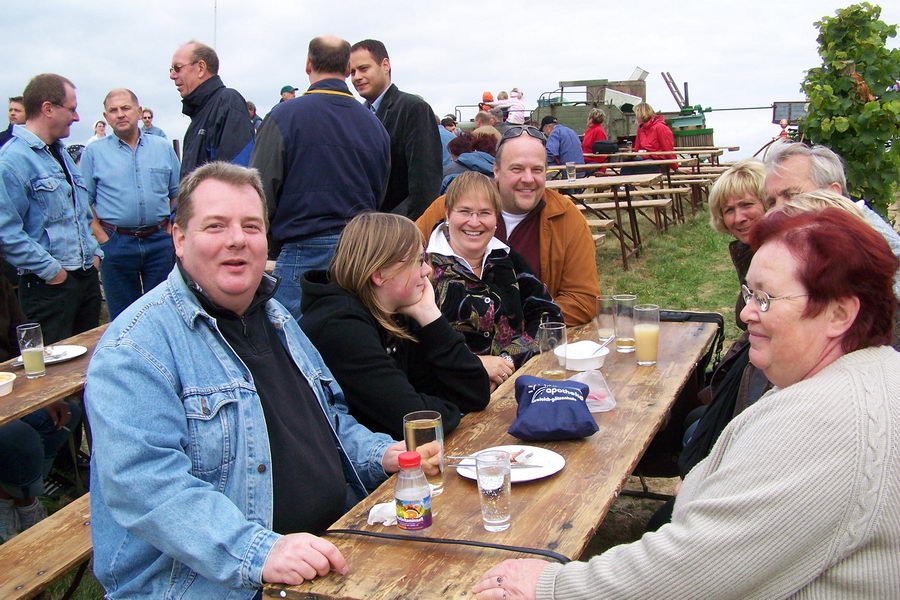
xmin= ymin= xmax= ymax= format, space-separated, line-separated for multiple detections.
xmin=398 ymin=451 xmax=421 ymax=469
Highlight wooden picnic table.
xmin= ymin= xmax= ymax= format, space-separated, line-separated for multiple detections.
xmin=548 ymin=157 xmax=697 ymax=174
xmin=584 ymin=150 xmax=722 ymax=160
xmin=547 ymin=173 xmax=663 ymax=271
xmin=0 ymin=323 xmax=108 ymax=427
xmin=265 ymin=319 xmax=719 ymax=600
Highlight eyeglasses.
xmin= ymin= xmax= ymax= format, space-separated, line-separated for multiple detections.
xmin=741 ymin=284 xmax=808 ymax=312
xmin=497 ymin=125 xmax=547 ymax=149
xmin=169 ymin=61 xmax=198 ymax=74
xmin=51 ymin=103 xmax=78 ymax=115
xmin=451 ymin=208 xmax=495 ymax=221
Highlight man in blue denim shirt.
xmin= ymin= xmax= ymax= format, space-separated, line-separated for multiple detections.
xmin=0 ymin=73 xmax=102 ymax=344
xmin=81 ymin=88 xmax=180 ymax=319
xmin=86 ymin=162 xmax=431 ymax=599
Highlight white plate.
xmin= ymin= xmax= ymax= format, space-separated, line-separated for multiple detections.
xmin=11 ymin=345 xmax=88 ymax=367
xmin=454 ymin=445 xmax=565 ymax=483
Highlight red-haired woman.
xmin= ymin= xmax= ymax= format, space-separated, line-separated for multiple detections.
xmin=472 ymin=208 xmax=900 ymax=600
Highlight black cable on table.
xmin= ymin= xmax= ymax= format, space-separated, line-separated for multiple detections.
xmin=324 ymin=528 xmax=571 ymax=563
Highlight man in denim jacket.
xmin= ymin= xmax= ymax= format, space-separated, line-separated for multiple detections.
xmin=0 ymin=73 xmax=102 ymax=343
xmin=86 ymin=162 xmax=425 ymax=598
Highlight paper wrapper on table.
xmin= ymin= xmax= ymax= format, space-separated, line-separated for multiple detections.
xmin=367 ymin=501 xmax=397 ymax=526
xmin=508 ymin=376 xmax=598 ymax=441
xmin=569 ymin=370 xmax=617 ymax=412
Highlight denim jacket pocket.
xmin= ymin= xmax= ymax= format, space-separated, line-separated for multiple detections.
xmin=183 ymin=390 xmax=241 ymax=490
xmin=30 ymin=175 xmax=68 ymax=221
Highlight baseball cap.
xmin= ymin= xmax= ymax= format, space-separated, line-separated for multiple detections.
xmin=280 ymin=85 xmax=298 ymax=94
xmin=540 ymin=116 xmax=559 ymax=128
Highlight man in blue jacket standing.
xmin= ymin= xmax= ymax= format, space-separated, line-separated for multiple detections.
xmin=251 ymin=35 xmax=390 ymax=319
xmin=170 ymin=41 xmax=254 ymax=179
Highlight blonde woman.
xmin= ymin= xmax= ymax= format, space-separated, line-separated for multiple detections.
xmin=708 ymin=158 xmax=769 ymax=330
xmin=299 ymin=212 xmax=489 ymax=439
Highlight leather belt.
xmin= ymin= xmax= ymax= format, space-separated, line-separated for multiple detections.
xmin=99 ymin=218 xmax=168 ymax=238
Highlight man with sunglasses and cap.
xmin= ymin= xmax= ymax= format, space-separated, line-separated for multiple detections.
xmin=416 ymin=125 xmax=599 ymax=326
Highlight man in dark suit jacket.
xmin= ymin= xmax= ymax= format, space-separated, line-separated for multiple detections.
xmin=350 ymin=39 xmax=441 ymax=220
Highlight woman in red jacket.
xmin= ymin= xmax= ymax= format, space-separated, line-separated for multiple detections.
xmin=582 ymin=108 xmax=609 ymax=166
xmin=633 ymin=102 xmax=676 ymax=161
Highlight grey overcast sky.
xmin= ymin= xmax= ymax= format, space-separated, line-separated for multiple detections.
xmin=2 ymin=1 xmax=897 ymax=160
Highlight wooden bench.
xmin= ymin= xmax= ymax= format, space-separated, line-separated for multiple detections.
xmin=0 ymin=494 xmax=92 ymax=600
xmin=579 ymin=199 xmax=674 ymax=233
xmin=667 ymin=174 xmax=720 ymax=213
xmin=574 ymin=186 xmax=692 ymax=225
xmin=585 ymin=218 xmax=615 ymax=247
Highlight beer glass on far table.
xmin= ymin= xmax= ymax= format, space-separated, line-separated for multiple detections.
xmin=613 ymin=294 xmax=637 ymax=353
xmin=16 ymin=323 xmax=45 ymax=379
xmin=403 ymin=410 xmax=444 ymax=496
xmin=537 ymin=321 xmax=567 ymax=379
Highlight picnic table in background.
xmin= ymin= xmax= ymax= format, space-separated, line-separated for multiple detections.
xmin=264 ymin=319 xmax=719 ymax=600
xmin=547 ymin=173 xmax=663 ymax=270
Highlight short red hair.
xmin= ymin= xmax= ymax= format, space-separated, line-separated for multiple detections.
xmin=750 ymin=208 xmax=898 ymax=352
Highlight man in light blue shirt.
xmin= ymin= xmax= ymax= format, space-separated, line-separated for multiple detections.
xmin=140 ymin=107 xmax=167 ymax=138
xmin=0 ymin=73 xmax=102 ymax=344
xmin=81 ymin=89 xmax=180 ymax=319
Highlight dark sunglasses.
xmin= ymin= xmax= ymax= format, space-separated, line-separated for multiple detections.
xmin=497 ymin=125 xmax=547 ymax=149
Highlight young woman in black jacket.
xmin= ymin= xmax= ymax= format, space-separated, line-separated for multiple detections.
xmin=299 ymin=212 xmax=490 ymax=439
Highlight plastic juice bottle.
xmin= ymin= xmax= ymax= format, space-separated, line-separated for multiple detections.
xmin=395 ymin=451 xmax=432 ymax=531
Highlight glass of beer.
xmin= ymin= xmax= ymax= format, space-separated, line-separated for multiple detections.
xmin=565 ymin=162 xmax=577 ymax=181
xmin=613 ymin=294 xmax=637 ymax=353
xmin=538 ymin=321 xmax=567 ymax=379
xmin=16 ymin=323 xmax=46 ymax=379
xmin=476 ymin=450 xmax=511 ymax=532
xmin=403 ymin=410 xmax=444 ymax=496
xmin=595 ymin=295 xmax=615 ymax=341
xmin=634 ymin=304 xmax=660 ymax=366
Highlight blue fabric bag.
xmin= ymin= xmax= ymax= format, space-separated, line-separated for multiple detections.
xmin=508 ymin=376 xmax=599 ymax=441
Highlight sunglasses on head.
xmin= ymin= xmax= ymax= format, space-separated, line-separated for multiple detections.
xmin=497 ymin=125 xmax=547 ymax=149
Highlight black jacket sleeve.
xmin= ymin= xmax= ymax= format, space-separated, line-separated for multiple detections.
xmin=249 ymin=116 xmax=285 ymax=219
xmin=304 ymin=310 xmax=489 ymax=439
xmin=211 ymin=89 xmax=255 ymax=166
xmin=397 ymin=101 xmax=442 ymax=220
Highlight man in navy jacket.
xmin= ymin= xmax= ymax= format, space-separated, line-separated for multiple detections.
xmin=250 ymin=35 xmax=390 ymax=319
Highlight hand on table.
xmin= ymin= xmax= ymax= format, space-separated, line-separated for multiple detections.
xmin=472 ymin=559 xmax=549 ymax=600
xmin=46 ymin=401 xmax=73 ymax=429
xmin=478 ymin=355 xmax=514 ymax=390
xmin=262 ymin=533 xmax=347 ymax=586
xmin=382 ymin=440 xmax=441 ymax=476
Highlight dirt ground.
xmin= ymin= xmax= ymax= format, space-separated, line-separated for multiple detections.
xmin=581 ymin=475 xmax=679 ymax=557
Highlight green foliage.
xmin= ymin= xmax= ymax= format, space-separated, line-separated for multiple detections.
xmin=800 ymin=3 xmax=900 ymax=212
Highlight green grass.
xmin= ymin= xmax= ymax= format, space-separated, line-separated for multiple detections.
xmin=596 ymin=210 xmax=743 ymax=346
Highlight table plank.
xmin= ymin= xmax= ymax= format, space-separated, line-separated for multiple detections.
xmin=266 ymin=321 xmax=718 ymax=600
xmin=0 ymin=324 xmax=108 ymax=427
xmin=545 ymin=173 xmax=661 ymax=190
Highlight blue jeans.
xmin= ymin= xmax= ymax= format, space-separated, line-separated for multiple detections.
xmin=99 ymin=228 xmax=175 ymax=320
xmin=272 ymin=235 xmax=339 ymax=321
xmin=0 ymin=403 xmax=83 ymax=499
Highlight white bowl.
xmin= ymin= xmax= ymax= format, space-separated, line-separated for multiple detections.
xmin=553 ymin=341 xmax=610 ymax=371
xmin=0 ymin=372 xmax=15 ymax=396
